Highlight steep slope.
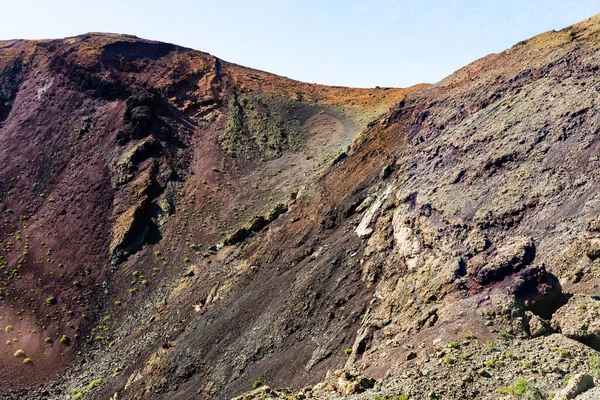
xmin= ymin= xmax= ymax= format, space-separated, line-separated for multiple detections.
xmin=109 ymin=13 xmax=600 ymax=400
xmin=0 ymin=33 xmax=422 ymax=398
xmin=225 ymin=14 xmax=600 ymax=400
xmin=4 ymin=13 xmax=600 ymax=400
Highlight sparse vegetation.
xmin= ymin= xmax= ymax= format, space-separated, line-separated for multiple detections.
xmin=344 ymin=348 xmax=352 ymax=357
xmin=443 ymin=356 xmax=456 ymax=365
xmin=88 ymin=377 xmax=102 ymax=389
xmin=71 ymin=388 xmax=84 ymax=399
xmin=590 ymin=354 xmax=600 ymax=377
xmin=555 ymin=348 xmax=570 ymax=358
xmin=59 ymin=334 xmax=70 ymax=345
xmin=498 ymin=377 xmax=547 ymax=399
xmin=252 ymin=380 xmax=262 ymax=389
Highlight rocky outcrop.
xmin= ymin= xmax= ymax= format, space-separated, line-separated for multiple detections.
xmin=552 ymin=294 xmax=600 ymax=349
xmin=469 ymin=236 xmax=536 ymax=285
xmin=224 ymin=203 xmax=288 ymax=245
xmin=553 ymin=373 xmax=594 ymax=400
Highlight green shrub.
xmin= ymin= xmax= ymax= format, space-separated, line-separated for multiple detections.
xmin=88 ymin=377 xmax=102 ymax=389
xmin=498 ymin=331 xmax=512 ymax=340
xmin=46 ymin=297 xmax=57 ymax=305
xmin=498 ymin=377 xmax=548 ymax=399
xmin=344 ymin=348 xmax=352 ymax=357
xmin=252 ymin=380 xmax=262 ymax=389
xmin=499 ymin=377 xmax=529 ymax=396
xmin=71 ymin=388 xmax=84 ymax=399
xmin=444 ymin=356 xmax=456 ymax=365
xmin=59 ymin=335 xmax=70 ymax=345
xmin=590 ymin=354 xmax=600 ymax=377
xmin=555 ymin=348 xmax=570 ymax=358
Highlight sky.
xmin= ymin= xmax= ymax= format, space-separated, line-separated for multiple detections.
xmin=1 ymin=1 xmax=599 ymax=88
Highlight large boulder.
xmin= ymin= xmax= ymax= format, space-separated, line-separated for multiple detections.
xmin=508 ymin=265 xmax=563 ymax=319
xmin=469 ymin=236 xmax=536 ymax=285
xmin=553 ymin=373 xmax=594 ymax=400
xmin=552 ymin=294 xmax=600 ymax=348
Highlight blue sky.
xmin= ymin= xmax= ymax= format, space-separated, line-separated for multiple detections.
xmin=2 ymin=1 xmax=599 ymax=87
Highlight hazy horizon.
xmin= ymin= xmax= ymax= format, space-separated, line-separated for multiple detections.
xmin=2 ymin=1 xmax=599 ymax=88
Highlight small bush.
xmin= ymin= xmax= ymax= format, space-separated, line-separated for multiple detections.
xmin=344 ymin=348 xmax=352 ymax=357
xmin=499 ymin=377 xmax=529 ymax=396
xmin=448 ymin=341 xmax=459 ymax=348
xmin=498 ymin=331 xmax=512 ymax=340
xmin=13 ymin=349 xmax=24 ymax=357
xmin=590 ymin=354 xmax=600 ymax=377
xmin=555 ymin=348 xmax=570 ymax=358
xmin=23 ymin=358 xmax=31 ymax=364
xmin=252 ymin=380 xmax=262 ymax=389
xmin=46 ymin=297 xmax=57 ymax=305
xmin=45 ymin=338 xmax=52 ymax=344
xmin=444 ymin=356 xmax=456 ymax=365
xmin=498 ymin=377 xmax=548 ymax=399
xmin=88 ymin=377 xmax=103 ymax=389
xmin=5 ymin=325 xmax=12 ymax=333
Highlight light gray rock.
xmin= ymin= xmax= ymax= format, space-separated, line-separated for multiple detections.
xmin=527 ymin=312 xmax=551 ymax=338
xmin=553 ymin=373 xmax=594 ymax=400
xmin=552 ymin=294 xmax=600 ymax=347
